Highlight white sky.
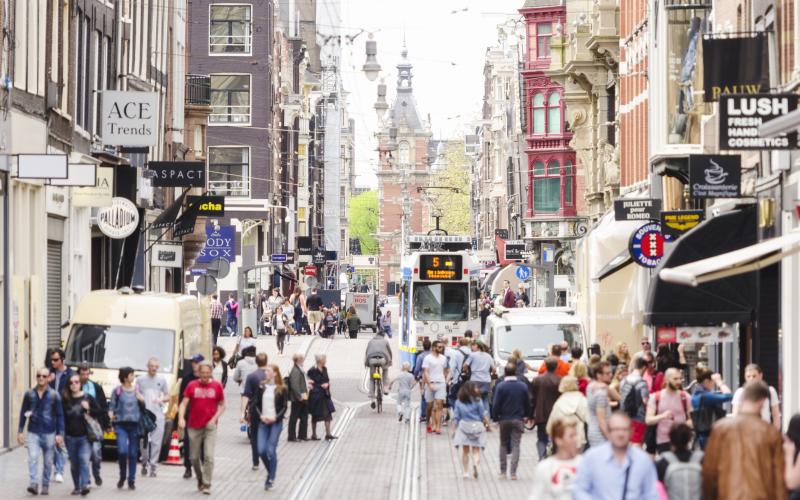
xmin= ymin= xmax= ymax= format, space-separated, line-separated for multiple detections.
xmin=338 ymin=0 xmax=526 ymax=188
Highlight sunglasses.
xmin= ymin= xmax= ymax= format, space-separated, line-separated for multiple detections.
xmin=36 ymin=374 xmax=49 ymax=379
xmin=69 ymin=380 xmax=81 ymax=385
xmin=50 ymin=358 xmax=61 ymax=362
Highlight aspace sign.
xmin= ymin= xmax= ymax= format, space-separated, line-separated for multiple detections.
xmin=148 ymin=161 xmax=205 ymax=187
xmin=197 ymin=225 xmax=235 ymax=263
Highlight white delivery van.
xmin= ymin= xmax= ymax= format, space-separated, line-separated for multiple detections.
xmin=484 ymin=307 xmax=586 ymax=376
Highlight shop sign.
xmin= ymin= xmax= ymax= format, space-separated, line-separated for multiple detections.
xmin=326 ymin=250 xmax=338 ymax=262
xmin=494 ymin=228 xmax=509 ymax=239
xmin=97 ymin=197 xmax=140 ymax=239
xmin=197 ymin=225 xmax=235 ymax=263
xmin=50 ymin=163 xmax=97 ymax=187
xmin=186 ymin=195 xmax=224 ymax=216
xmin=271 ymin=254 xmax=287 ymax=263
xmin=614 ymin=199 xmax=662 ymax=221
xmin=689 ymin=155 xmax=741 ymax=198
xmin=702 ymin=35 xmax=768 ymax=102
xmin=148 ymin=161 xmax=205 ymax=187
xmin=73 ymin=167 xmax=113 ymax=207
xmin=304 ymin=265 xmax=317 ymax=276
xmin=312 ymin=249 xmax=326 ymax=265
xmin=504 ymin=240 xmax=525 ymax=261
xmin=298 ymin=237 xmax=313 ymax=256
xmin=661 ymin=210 xmax=705 ymax=240
xmin=101 ymin=91 xmax=158 ymax=146
xmin=656 ymin=327 xmax=678 ymax=344
xmin=16 ymin=154 xmax=68 ymax=179
xmin=658 ymin=325 xmax=736 ymax=344
xmin=719 ymin=94 xmax=800 ymax=150
xmin=152 ymin=242 xmax=183 ymax=268
xmin=629 ymin=222 xmax=664 ymax=268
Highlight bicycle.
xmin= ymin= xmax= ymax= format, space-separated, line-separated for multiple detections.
xmin=371 ymin=367 xmax=383 ymax=413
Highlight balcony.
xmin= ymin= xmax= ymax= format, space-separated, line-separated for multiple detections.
xmin=209 ymin=178 xmax=251 ymax=198
xmin=186 ymin=74 xmax=211 ymax=106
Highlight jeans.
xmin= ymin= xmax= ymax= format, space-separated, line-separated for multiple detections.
xmin=227 ymin=316 xmax=238 ymax=336
xmin=276 ymin=331 xmax=286 ymax=353
xmin=114 ymin=422 xmax=139 ymax=483
xmin=211 ymin=318 xmax=221 ymax=345
xmin=26 ymin=431 xmax=55 ymax=488
xmin=257 ymin=421 xmax=283 ymax=482
xmin=65 ymin=435 xmax=91 ymax=491
xmin=143 ymin=416 xmax=165 ymax=471
xmin=188 ymin=423 xmax=217 ymax=487
xmin=536 ymin=423 xmax=550 ymax=460
xmin=499 ymin=420 xmax=524 ymax=475
xmin=248 ymin=424 xmax=262 ymax=467
xmin=288 ymin=401 xmax=308 ymax=440
xmin=420 ymin=396 xmax=427 ymax=422
xmin=397 ymin=392 xmax=411 ymax=421
xmin=54 ymin=441 xmax=66 ymax=475
xmin=479 ymin=391 xmax=491 ymax=416
xmin=90 ymin=441 xmax=102 ymax=481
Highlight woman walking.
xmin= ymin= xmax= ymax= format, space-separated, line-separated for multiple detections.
xmin=380 ymin=310 xmax=393 ymax=338
xmin=345 ymin=306 xmax=361 ymax=339
xmin=273 ymin=308 xmax=289 ymax=355
xmin=451 ymin=381 xmax=490 ymax=479
xmin=307 ymin=354 xmax=337 ymax=440
xmin=212 ymin=346 xmax=228 ymax=388
xmin=108 ymin=367 xmax=144 ymax=490
xmin=251 ymin=364 xmax=288 ymax=490
xmin=546 ymin=376 xmax=589 ymax=451
xmin=290 ymin=290 xmax=306 ymax=335
xmin=62 ymin=374 xmax=102 ymax=496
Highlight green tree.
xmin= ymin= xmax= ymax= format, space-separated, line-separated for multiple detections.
xmin=429 ymin=140 xmax=471 ymax=235
xmin=348 ymin=190 xmax=379 ymax=254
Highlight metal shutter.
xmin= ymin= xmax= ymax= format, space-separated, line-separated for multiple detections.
xmin=47 ymin=240 xmax=63 ymax=348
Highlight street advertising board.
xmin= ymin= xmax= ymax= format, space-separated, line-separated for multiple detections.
xmin=614 ymin=198 xmax=662 ymax=221
xmin=504 ymin=240 xmax=525 ymax=261
xmin=151 ymin=242 xmax=183 ymax=268
xmin=542 ymin=243 xmax=556 ymax=264
xmin=197 ymin=225 xmax=235 ymax=263
xmin=304 ymin=265 xmax=317 ymax=276
xmin=689 ymin=155 xmax=741 ymax=198
xmin=16 ymin=154 xmax=68 ymax=179
xmin=298 ymin=236 xmax=313 ymax=256
xmin=656 ymin=325 xmax=736 ymax=344
xmin=73 ymin=166 xmax=113 ymax=207
xmin=661 ymin=210 xmax=705 ymax=240
xmin=97 ymin=197 xmax=139 ymax=239
xmin=702 ymin=35 xmax=768 ymax=102
xmin=148 ymin=161 xmax=205 ymax=187
xmin=629 ymin=222 xmax=664 ymax=268
xmin=101 ymin=91 xmax=158 ymax=146
xmin=719 ymin=94 xmax=800 ymax=150
xmin=186 ymin=195 xmax=225 ymax=216
xmin=345 ymin=292 xmax=377 ymax=329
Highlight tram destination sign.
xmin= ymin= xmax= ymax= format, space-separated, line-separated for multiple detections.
xmin=719 ymin=94 xmax=800 ymax=150
xmin=419 ymin=254 xmax=463 ymax=281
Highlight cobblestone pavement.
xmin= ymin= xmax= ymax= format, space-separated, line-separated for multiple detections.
xmin=0 ymin=313 xmax=540 ymax=498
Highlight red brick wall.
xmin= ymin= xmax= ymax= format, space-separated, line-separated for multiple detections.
xmin=619 ymin=0 xmax=649 ymax=189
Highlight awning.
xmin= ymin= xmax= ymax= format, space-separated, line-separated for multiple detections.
xmin=644 ymin=204 xmax=758 ymax=325
xmin=594 ymin=249 xmax=633 ymax=282
xmin=660 ymin=229 xmax=800 ymax=286
xmin=152 ymin=189 xmax=189 ymax=229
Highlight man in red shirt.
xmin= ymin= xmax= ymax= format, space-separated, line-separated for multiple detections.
xmin=537 ymin=344 xmax=571 ymax=377
xmin=178 ymin=362 xmax=225 ymax=495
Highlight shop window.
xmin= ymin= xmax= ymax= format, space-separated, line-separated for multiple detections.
xmin=532 ymin=93 xmax=545 ymax=134
xmin=533 ymin=160 xmax=560 ymax=213
xmin=209 ymin=4 xmax=253 ymax=54
xmin=537 ymin=23 xmax=552 ymax=58
xmin=208 ymin=146 xmax=250 ymax=197
xmin=547 ymin=93 xmax=561 ymax=134
xmin=210 ymin=74 xmax=251 ymax=124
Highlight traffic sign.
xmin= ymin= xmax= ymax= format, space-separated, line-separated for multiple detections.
xmin=270 ymin=254 xmax=287 ymax=263
xmin=515 ymin=265 xmax=531 ymax=281
xmin=196 ymin=274 xmax=218 ymax=295
xmin=207 ymin=257 xmax=230 ymax=279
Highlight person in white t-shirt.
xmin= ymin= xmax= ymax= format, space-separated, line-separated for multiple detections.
xmin=731 ymin=363 xmax=780 ymax=429
xmin=529 ymin=417 xmax=581 ymax=500
xmin=422 ymin=340 xmax=449 ymax=435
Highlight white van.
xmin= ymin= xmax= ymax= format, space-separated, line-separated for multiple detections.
xmin=483 ymin=307 xmax=586 ymax=376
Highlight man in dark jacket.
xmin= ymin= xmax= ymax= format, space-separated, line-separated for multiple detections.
xmin=501 ymin=280 xmax=517 ymax=308
xmin=531 ymin=356 xmax=562 ymax=459
xmin=78 ymin=363 xmax=108 ymax=486
xmin=287 ymin=353 xmax=309 ymax=441
xmin=47 ymin=348 xmax=73 ymax=482
xmin=492 ymin=363 xmax=532 ymax=480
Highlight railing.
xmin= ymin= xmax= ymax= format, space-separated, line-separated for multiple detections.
xmin=208 ymin=178 xmax=251 ymax=198
xmin=209 ymin=34 xmax=252 ymax=55
xmin=185 ymin=74 xmax=211 ymax=105
xmin=209 ymin=105 xmax=251 ymax=125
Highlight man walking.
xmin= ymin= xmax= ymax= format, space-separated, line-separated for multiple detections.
xmin=586 ymin=360 xmax=612 ymax=448
xmin=136 ymin=358 xmax=169 ymax=477
xmin=209 ymin=295 xmax=223 ymax=344
xmin=18 ymin=367 xmax=65 ymax=496
xmin=492 ymin=363 xmax=531 ymax=480
xmin=501 ymin=280 xmax=516 ymax=308
xmin=78 ymin=362 xmax=108 ymax=486
xmin=178 ymin=362 xmax=225 ymax=495
xmin=645 ymin=367 xmax=691 ymax=454
xmin=225 ymin=294 xmax=239 ymax=336
xmin=241 ymin=353 xmax=269 ymax=469
xmin=702 ymin=381 xmax=786 ymax=500
xmin=179 ymin=354 xmax=203 ymax=479
xmin=732 ymin=363 xmax=781 ymax=429
xmin=619 ymin=356 xmax=650 ymax=446
xmin=422 ymin=340 xmax=449 ymax=434
xmin=306 ymin=289 xmax=324 ymax=335
xmin=287 ymin=353 xmax=309 ymax=442
xmin=572 ymin=412 xmax=659 ymax=499
xmin=48 ymin=348 xmax=73 ymax=483
xmin=531 ymin=357 xmax=562 ymax=459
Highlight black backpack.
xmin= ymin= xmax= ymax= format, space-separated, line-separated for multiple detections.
xmin=623 ymin=380 xmax=645 ymax=418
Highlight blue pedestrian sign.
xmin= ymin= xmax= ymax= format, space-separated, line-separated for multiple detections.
xmin=270 ymin=254 xmax=287 ymax=263
xmin=515 ymin=265 xmax=531 ymax=281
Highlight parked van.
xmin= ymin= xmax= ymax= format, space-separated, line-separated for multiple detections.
xmin=483 ymin=307 xmax=586 ymax=376
xmin=63 ymin=288 xmax=212 ymax=455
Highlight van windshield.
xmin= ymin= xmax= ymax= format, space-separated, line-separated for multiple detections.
xmin=495 ymin=324 xmax=583 ymax=360
xmin=65 ymin=324 xmax=175 ymax=373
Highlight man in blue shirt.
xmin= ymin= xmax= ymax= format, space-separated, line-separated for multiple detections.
xmin=691 ymin=369 xmax=732 ymax=449
xmin=18 ymin=367 xmax=66 ymax=496
xmin=572 ymin=412 xmax=659 ymax=500
xmin=47 ymin=348 xmax=73 ymax=483
xmin=492 ymin=363 xmax=532 ymax=480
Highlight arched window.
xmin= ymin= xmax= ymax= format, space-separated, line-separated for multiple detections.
xmin=547 ymin=93 xmax=561 ymax=134
xmin=398 ymin=141 xmax=410 ymax=165
xmin=533 ymin=160 xmax=561 ymax=213
xmin=532 ymin=93 xmax=545 ymax=134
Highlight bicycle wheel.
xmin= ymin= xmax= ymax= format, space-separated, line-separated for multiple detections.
xmin=376 ymin=379 xmax=383 ymax=413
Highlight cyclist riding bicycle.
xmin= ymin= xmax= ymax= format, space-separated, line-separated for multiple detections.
xmin=364 ymin=331 xmax=393 ymax=399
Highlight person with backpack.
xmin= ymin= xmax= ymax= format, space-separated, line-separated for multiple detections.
xmin=345 ymin=306 xmax=361 ymax=339
xmin=690 ymin=368 xmax=732 ymax=450
xmin=645 ymin=368 xmax=692 ymax=455
xmin=656 ymin=423 xmax=703 ymax=500
xmin=19 ymin=367 xmax=66 ymax=496
xmin=620 ymin=356 xmax=650 ymax=446
xmin=108 ymin=367 xmax=145 ymax=490
xmin=77 ymin=363 xmax=108 ymax=487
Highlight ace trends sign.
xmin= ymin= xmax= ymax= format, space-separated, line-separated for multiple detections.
xmin=102 ymin=91 xmax=158 ymax=146
xmin=719 ymin=94 xmax=800 ymax=150
xmin=148 ymin=161 xmax=205 ymax=187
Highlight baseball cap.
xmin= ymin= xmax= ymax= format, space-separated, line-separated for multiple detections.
xmin=191 ymin=354 xmax=205 ymax=363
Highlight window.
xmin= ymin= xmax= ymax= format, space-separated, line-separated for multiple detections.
xmin=65 ymin=324 xmax=175 ymax=373
xmin=547 ymin=93 xmax=561 ymax=134
xmin=75 ymin=12 xmax=90 ymax=131
xmin=537 ymin=23 xmax=552 ymax=58
xmin=413 ymin=283 xmax=469 ymax=321
xmin=533 ymin=160 xmax=560 ymax=213
xmin=208 ymin=147 xmax=250 ymax=197
xmin=564 ymin=161 xmax=574 ymax=205
xmin=398 ymin=141 xmax=410 ymax=165
xmin=532 ymin=93 xmax=545 ymax=134
xmin=210 ymin=74 xmax=251 ymax=124
xmin=210 ymin=4 xmax=252 ymax=54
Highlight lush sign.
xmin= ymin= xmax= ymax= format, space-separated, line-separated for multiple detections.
xmin=719 ymin=94 xmax=800 ymax=150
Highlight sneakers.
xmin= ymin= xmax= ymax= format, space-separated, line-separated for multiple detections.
xmin=80 ymin=487 xmax=91 ymax=496
xmin=251 ymin=465 xmax=259 ymax=471
xmin=93 ymin=476 xmax=102 ymax=487
xmin=149 ymin=471 xmax=157 ymax=478
xmin=398 ymin=414 xmax=403 ymax=422
xmin=53 ymin=474 xmax=64 ymax=483
xmin=116 ymin=479 xmax=125 ymax=489
xmin=141 ymin=465 xmax=147 ymax=476
xmin=183 ymin=468 xmax=192 ymax=479
xmin=473 ymin=465 xmax=478 ymax=479
xmin=26 ymin=485 xmax=38 ymax=495
xmin=426 ymin=426 xmax=432 ymax=433
xmin=201 ymin=484 xmax=211 ymax=495
xmin=40 ymin=487 xmax=48 ymax=496
xmin=264 ymin=480 xmax=274 ymax=490
xmin=127 ymin=481 xmax=135 ymax=490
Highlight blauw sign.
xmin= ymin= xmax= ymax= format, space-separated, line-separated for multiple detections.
xmin=197 ymin=225 xmax=235 ymax=263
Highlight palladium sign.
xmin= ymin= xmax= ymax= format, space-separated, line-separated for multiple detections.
xmin=97 ymin=197 xmax=139 ymax=239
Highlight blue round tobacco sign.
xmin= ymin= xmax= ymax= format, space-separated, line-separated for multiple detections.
xmin=629 ymin=222 xmax=665 ymax=268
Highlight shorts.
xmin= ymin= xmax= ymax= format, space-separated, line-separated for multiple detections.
xmin=424 ymin=381 xmax=446 ymax=401
xmin=630 ymin=420 xmax=647 ymax=444
xmin=308 ymin=310 xmax=324 ymax=324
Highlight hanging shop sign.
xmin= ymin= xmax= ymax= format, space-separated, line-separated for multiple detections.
xmin=656 ymin=325 xmax=736 ymax=344
xmin=197 ymin=225 xmax=235 ymax=263
xmin=151 ymin=242 xmax=183 ymax=268
xmin=271 ymin=254 xmax=287 ymax=263
xmin=614 ymin=198 xmax=662 ymax=221
xmin=504 ymin=240 xmax=525 ymax=261
xmin=494 ymin=228 xmax=509 ymax=239
xmin=702 ymin=34 xmax=768 ymax=102
xmin=629 ymin=222 xmax=664 ymax=268
xmin=719 ymin=94 xmax=800 ymax=150
xmin=101 ymin=91 xmax=158 ymax=146
xmin=49 ymin=163 xmax=97 ymax=187
xmin=542 ymin=243 xmax=556 ymax=264
xmin=97 ymin=197 xmax=140 ymax=239
xmin=688 ymin=155 xmax=741 ymax=198
xmin=661 ymin=210 xmax=705 ymax=240
xmin=313 ymin=249 xmax=327 ymax=265
xmin=298 ymin=237 xmax=313 ymax=256
xmin=304 ymin=265 xmax=318 ymax=276
xmin=148 ymin=161 xmax=205 ymax=187
xmin=186 ymin=195 xmax=225 ymax=216
xmin=73 ymin=167 xmax=113 ymax=207
xmin=16 ymin=154 xmax=68 ymax=179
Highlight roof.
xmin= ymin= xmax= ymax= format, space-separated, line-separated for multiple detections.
xmin=521 ymin=0 xmax=563 ymax=8
xmin=391 ymin=93 xmax=424 ymax=131
xmin=487 ymin=307 xmax=580 ymax=327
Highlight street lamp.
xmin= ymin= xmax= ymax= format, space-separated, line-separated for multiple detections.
xmin=373 ymin=78 xmax=389 ymax=121
xmin=362 ymin=34 xmax=381 ymax=81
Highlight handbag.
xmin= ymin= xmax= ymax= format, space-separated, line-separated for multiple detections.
xmin=458 ymin=420 xmax=484 ymax=438
xmin=138 ymin=401 xmax=158 ymax=435
xmin=84 ymin=414 xmax=104 ymax=442
xmin=690 ymin=401 xmax=726 ymax=434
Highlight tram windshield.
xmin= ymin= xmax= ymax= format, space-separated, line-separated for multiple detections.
xmin=413 ymin=283 xmax=468 ymax=321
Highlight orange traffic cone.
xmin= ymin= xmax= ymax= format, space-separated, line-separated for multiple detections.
xmin=165 ymin=431 xmax=182 ymax=465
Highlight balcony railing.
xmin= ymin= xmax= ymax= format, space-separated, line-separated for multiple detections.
xmin=186 ymin=74 xmax=211 ymax=106
xmin=208 ymin=178 xmax=251 ymax=198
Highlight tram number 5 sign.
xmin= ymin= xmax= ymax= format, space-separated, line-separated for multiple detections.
xmin=629 ymin=222 xmax=665 ymax=268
